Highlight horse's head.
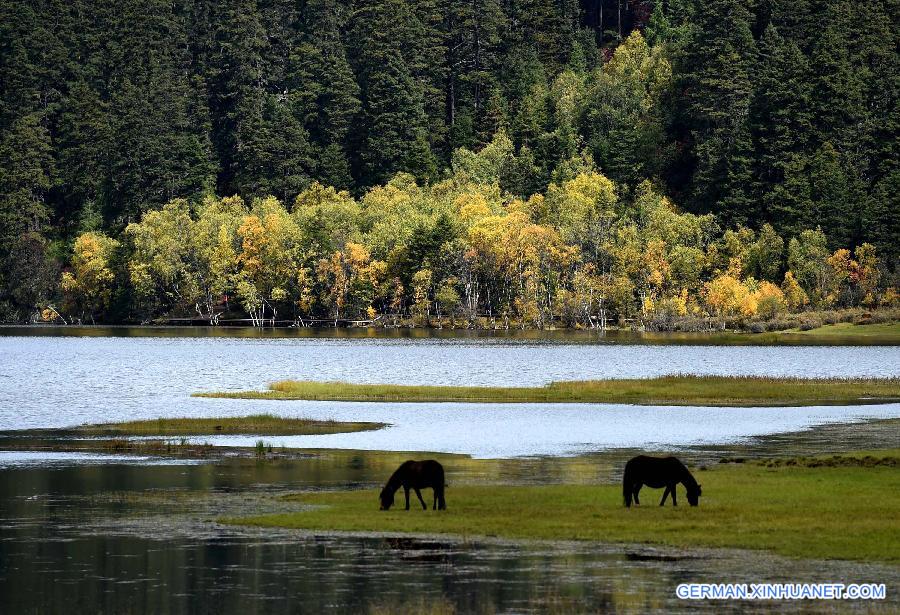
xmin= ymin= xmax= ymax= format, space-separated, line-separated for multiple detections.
xmin=687 ymin=483 xmax=702 ymax=506
xmin=379 ymin=487 xmax=394 ymax=511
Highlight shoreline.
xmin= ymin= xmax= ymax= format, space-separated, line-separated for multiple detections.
xmin=2 ymin=320 xmax=899 ymax=345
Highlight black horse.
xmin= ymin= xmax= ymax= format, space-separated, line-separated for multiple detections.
xmin=379 ymin=460 xmax=447 ymax=511
xmin=623 ymin=455 xmax=701 ymax=507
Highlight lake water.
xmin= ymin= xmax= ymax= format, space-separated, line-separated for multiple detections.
xmin=1 ymin=331 xmax=899 ymax=613
xmin=1 ymin=333 xmax=898 ymax=456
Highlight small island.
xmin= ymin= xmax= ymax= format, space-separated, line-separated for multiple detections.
xmin=73 ymin=414 xmax=384 ymax=437
xmin=196 ymin=375 xmax=900 ymax=407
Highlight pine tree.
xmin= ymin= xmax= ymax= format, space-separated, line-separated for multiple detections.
xmin=678 ymin=0 xmax=757 ymax=225
xmin=768 ymin=0 xmax=816 ymax=52
xmin=751 ymin=25 xmax=815 ymax=237
xmin=55 ymin=80 xmax=110 ymax=232
xmin=863 ymin=171 xmax=900 ymax=267
xmin=288 ymin=0 xmax=360 ymax=190
xmin=207 ymin=0 xmax=270 ymax=196
xmin=0 ymin=112 xmax=55 ymax=244
xmin=808 ymin=143 xmax=855 ymax=249
xmin=349 ymin=0 xmax=435 ymax=186
xmin=237 ymin=95 xmax=314 ymax=203
xmin=409 ymin=0 xmax=449 ymax=157
xmin=446 ymin=0 xmax=504 ymax=150
xmin=808 ymin=0 xmax=865 ymax=156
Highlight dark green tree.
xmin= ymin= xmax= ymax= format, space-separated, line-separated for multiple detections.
xmin=678 ymin=0 xmax=757 ymax=225
xmin=289 ymin=0 xmax=361 ymax=190
xmin=349 ymin=0 xmax=436 ymax=186
xmin=0 ymin=112 xmax=54 ymax=243
xmin=751 ymin=25 xmax=815 ymax=238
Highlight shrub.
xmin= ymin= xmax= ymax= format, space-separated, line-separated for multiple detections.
xmin=798 ymin=316 xmax=822 ymax=331
xmin=748 ymin=321 xmax=767 ymax=333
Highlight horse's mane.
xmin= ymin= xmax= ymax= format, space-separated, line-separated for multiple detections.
xmin=384 ymin=463 xmax=408 ymax=491
xmin=678 ymin=462 xmax=699 ymax=490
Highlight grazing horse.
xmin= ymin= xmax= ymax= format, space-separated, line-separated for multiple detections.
xmin=623 ymin=455 xmax=702 ymax=508
xmin=379 ymin=460 xmax=447 ymax=511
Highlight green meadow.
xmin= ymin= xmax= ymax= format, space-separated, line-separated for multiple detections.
xmin=227 ymin=451 xmax=900 ymax=562
xmin=784 ymin=321 xmax=900 ymax=340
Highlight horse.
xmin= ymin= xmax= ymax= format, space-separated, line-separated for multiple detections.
xmin=379 ymin=460 xmax=447 ymax=511
xmin=622 ymin=455 xmax=701 ymax=508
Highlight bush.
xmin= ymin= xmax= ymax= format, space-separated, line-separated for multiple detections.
xmin=867 ymin=309 xmax=900 ymax=324
xmin=748 ymin=321 xmax=767 ymax=333
xmin=798 ymin=316 xmax=822 ymax=331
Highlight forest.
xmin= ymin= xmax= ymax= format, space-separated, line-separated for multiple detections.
xmin=0 ymin=0 xmax=897 ymax=327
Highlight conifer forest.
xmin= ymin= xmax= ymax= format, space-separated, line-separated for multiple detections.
xmin=1 ymin=0 xmax=897 ymax=327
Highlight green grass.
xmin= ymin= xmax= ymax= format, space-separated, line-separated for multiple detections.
xmin=196 ymin=375 xmax=900 ymax=407
xmin=226 ymin=451 xmax=900 ymax=562
xmin=785 ymin=321 xmax=900 ymax=340
xmin=75 ymin=413 xmax=384 ymax=436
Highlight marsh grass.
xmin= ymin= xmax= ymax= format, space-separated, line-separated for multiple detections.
xmin=197 ymin=376 xmax=900 ymax=407
xmin=101 ymin=437 xmax=214 ymax=457
xmin=227 ymin=450 xmax=900 ymax=562
xmin=76 ymin=413 xmax=384 ymax=436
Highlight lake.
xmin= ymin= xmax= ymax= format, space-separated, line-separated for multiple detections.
xmin=1 ymin=333 xmax=899 ymax=455
xmin=1 ymin=330 xmax=898 ymax=613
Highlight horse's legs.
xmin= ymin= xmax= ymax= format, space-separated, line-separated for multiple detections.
xmin=414 ymin=488 xmax=427 ymax=510
xmin=404 ymin=487 xmax=411 ymax=510
xmin=660 ymin=486 xmax=670 ymax=506
xmin=633 ymin=485 xmax=641 ymax=506
xmin=671 ymin=484 xmax=677 ymax=507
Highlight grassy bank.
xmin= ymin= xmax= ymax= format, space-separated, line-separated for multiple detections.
xmin=227 ymin=450 xmax=900 ymax=562
xmin=782 ymin=321 xmax=900 ymax=340
xmin=75 ymin=414 xmax=384 ymax=436
xmin=5 ymin=318 xmax=899 ymax=345
xmin=196 ymin=376 xmax=900 ymax=407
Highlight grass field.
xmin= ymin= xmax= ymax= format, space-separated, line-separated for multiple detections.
xmin=784 ymin=321 xmax=900 ymax=340
xmin=226 ymin=450 xmax=900 ymax=562
xmin=196 ymin=375 xmax=900 ymax=407
xmin=75 ymin=413 xmax=384 ymax=436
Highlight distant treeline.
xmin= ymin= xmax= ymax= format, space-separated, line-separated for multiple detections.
xmin=56 ymin=133 xmax=893 ymax=328
xmin=0 ymin=0 xmax=897 ymax=324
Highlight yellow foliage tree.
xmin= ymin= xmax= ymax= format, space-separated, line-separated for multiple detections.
xmin=704 ymin=274 xmax=756 ymax=321
xmin=780 ymin=271 xmax=809 ymax=312
xmin=60 ymin=232 xmax=120 ymax=323
xmin=754 ymin=281 xmax=787 ymax=320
